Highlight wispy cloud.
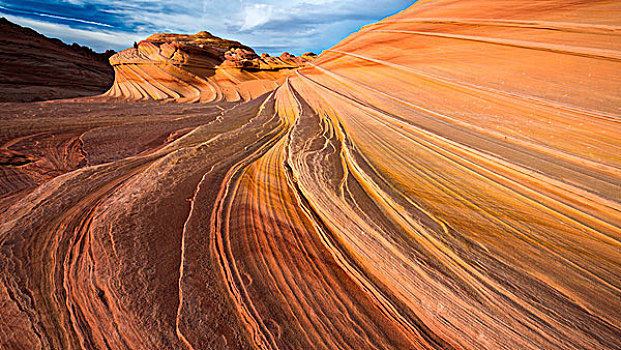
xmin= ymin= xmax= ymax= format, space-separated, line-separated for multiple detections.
xmin=1 ymin=14 xmax=146 ymax=52
xmin=8 ymin=9 xmax=113 ymax=28
xmin=0 ymin=0 xmax=414 ymax=55
xmin=239 ymin=4 xmax=274 ymax=31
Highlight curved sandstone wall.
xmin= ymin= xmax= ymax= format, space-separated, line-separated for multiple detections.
xmin=1 ymin=1 xmax=619 ymax=349
xmin=104 ymin=32 xmax=315 ymax=103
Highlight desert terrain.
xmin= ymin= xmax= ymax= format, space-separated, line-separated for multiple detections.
xmin=0 ymin=0 xmax=620 ymax=349
xmin=0 ymin=18 xmax=114 ymax=102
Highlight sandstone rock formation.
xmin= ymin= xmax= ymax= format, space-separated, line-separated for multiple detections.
xmin=0 ymin=18 xmax=114 ymax=102
xmin=104 ymin=32 xmax=315 ymax=103
xmin=0 ymin=0 xmax=620 ymax=349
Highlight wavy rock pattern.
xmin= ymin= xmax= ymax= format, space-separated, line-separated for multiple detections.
xmin=104 ymin=32 xmax=314 ymax=103
xmin=1 ymin=0 xmax=620 ymax=349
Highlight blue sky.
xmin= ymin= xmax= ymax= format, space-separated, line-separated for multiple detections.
xmin=0 ymin=0 xmax=414 ymax=55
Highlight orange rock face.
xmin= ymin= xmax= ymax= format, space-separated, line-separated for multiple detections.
xmin=285 ymin=1 xmax=621 ymax=348
xmin=105 ymin=32 xmax=315 ymax=103
xmin=1 ymin=1 xmax=620 ymax=349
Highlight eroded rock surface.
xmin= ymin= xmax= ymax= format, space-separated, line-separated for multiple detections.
xmin=0 ymin=18 xmax=114 ymax=102
xmin=0 ymin=0 xmax=620 ymax=349
xmin=105 ymin=32 xmax=315 ymax=103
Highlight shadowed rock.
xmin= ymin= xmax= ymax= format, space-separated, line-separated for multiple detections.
xmin=0 ymin=18 xmax=114 ymax=102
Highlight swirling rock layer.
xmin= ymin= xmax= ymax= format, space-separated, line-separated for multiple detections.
xmin=104 ymin=32 xmax=314 ymax=103
xmin=1 ymin=0 xmax=620 ymax=349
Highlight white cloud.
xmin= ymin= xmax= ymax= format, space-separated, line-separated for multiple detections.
xmin=34 ymin=12 xmax=113 ymax=28
xmin=2 ymin=14 xmax=146 ymax=52
xmin=1 ymin=0 xmax=415 ymax=55
xmin=239 ymin=4 xmax=274 ymax=31
xmin=62 ymin=0 xmax=85 ymax=5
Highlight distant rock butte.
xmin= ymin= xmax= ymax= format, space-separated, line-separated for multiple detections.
xmin=1 ymin=1 xmax=619 ymax=350
xmin=0 ymin=17 xmax=114 ymax=102
xmin=105 ymin=31 xmax=315 ymax=102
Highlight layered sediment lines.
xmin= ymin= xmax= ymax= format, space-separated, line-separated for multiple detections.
xmin=1 ymin=0 xmax=620 ymax=349
xmin=104 ymin=32 xmax=314 ymax=103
